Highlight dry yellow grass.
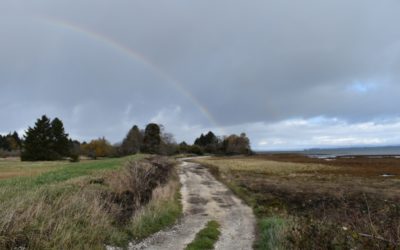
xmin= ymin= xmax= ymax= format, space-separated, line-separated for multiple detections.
xmin=0 ymin=158 xmax=66 ymax=179
xmin=195 ymin=157 xmax=337 ymax=175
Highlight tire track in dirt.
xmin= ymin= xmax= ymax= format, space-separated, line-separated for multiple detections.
xmin=129 ymin=159 xmax=255 ymax=250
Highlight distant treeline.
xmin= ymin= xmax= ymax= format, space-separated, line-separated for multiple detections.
xmin=191 ymin=131 xmax=251 ymax=155
xmin=1 ymin=115 xmax=252 ymax=161
xmin=0 ymin=132 xmax=22 ymax=157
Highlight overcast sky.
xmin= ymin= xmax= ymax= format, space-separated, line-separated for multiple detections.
xmin=1 ymin=0 xmax=400 ymax=150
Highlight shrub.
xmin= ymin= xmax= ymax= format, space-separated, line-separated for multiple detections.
xmin=188 ymin=145 xmax=204 ymax=155
xmin=81 ymin=138 xmax=115 ymax=158
xmin=69 ymin=153 xmax=80 ymax=163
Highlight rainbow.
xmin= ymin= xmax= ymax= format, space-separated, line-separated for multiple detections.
xmin=37 ymin=16 xmax=221 ymax=129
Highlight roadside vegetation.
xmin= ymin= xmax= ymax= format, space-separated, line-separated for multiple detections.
xmin=185 ymin=220 xmax=221 ymax=250
xmin=0 ymin=114 xmax=253 ymax=249
xmin=0 ymin=155 xmax=182 ymax=249
xmin=195 ymin=155 xmax=400 ymax=249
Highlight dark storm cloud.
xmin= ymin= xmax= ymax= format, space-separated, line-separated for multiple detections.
xmin=1 ymin=0 xmax=400 ymax=148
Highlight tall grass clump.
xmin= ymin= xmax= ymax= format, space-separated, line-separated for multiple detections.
xmin=256 ymin=217 xmax=288 ymax=250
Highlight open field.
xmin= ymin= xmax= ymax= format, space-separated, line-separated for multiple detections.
xmin=0 ymin=158 xmax=66 ymax=180
xmin=0 ymin=155 xmax=182 ymax=250
xmin=194 ymin=155 xmax=400 ymax=249
xmin=0 ymin=157 xmax=132 ymax=181
xmin=254 ymin=154 xmax=400 ymax=178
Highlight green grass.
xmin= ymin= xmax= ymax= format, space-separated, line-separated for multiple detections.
xmin=0 ymin=155 xmax=183 ymax=250
xmin=185 ymin=220 xmax=221 ymax=250
xmin=131 ymin=181 xmax=182 ymax=241
xmin=0 ymin=156 xmax=144 ymax=197
xmin=256 ymin=217 xmax=287 ymax=250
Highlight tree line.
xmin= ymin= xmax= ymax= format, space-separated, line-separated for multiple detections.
xmin=191 ymin=131 xmax=251 ymax=155
xmin=1 ymin=115 xmax=252 ymax=161
xmin=0 ymin=132 xmax=22 ymax=157
xmin=118 ymin=125 xmax=252 ymax=156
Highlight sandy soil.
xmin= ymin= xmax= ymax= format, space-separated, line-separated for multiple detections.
xmin=129 ymin=159 xmax=255 ymax=250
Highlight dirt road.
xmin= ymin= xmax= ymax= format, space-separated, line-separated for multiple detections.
xmin=129 ymin=159 xmax=255 ymax=250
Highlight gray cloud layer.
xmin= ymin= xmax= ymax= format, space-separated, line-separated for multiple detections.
xmin=1 ymin=0 xmax=400 ymax=149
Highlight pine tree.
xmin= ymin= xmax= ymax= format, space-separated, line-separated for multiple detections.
xmin=121 ymin=125 xmax=143 ymax=155
xmin=0 ymin=132 xmax=21 ymax=151
xmin=21 ymin=115 xmax=57 ymax=161
xmin=194 ymin=133 xmax=205 ymax=146
xmin=194 ymin=131 xmax=219 ymax=153
xmin=141 ymin=123 xmax=161 ymax=154
xmin=0 ymin=135 xmax=6 ymax=150
xmin=204 ymin=131 xmax=218 ymax=145
xmin=21 ymin=115 xmax=70 ymax=161
xmin=11 ymin=131 xmax=22 ymax=149
xmin=51 ymin=118 xmax=70 ymax=158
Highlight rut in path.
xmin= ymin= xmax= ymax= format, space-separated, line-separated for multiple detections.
xmin=129 ymin=160 xmax=256 ymax=250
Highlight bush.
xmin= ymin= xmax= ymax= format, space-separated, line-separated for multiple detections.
xmin=188 ymin=145 xmax=204 ymax=155
xmin=69 ymin=153 xmax=80 ymax=163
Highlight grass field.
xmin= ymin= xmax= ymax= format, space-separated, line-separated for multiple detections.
xmin=0 ymin=158 xmax=66 ymax=180
xmin=0 ymin=157 xmax=130 ymax=180
xmin=0 ymin=155 xmax=182 ymax=250
xmin=195 ymin=155 xmax=400 ymax=249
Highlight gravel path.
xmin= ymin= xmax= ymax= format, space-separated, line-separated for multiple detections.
xmin=129 ymin=159 xmax=255 ymax=250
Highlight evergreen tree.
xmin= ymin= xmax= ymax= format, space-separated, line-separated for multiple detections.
xmin=21 ymin=115 xmax=71 ymax=161
xmin=194 ymin=133 xmax=206 ymax=146
xmin=21 ymin=115 xmax=57 ymax=161
xmin=51 ymin=118 xmax=70 ymax=158
xmin=204 ymin=131 xmax=218 ymax=145
xmin=194 ymin=131 xmax=220 ymax=153
xmin=141 ymin=123 xmax=161 ymax=154
xmin=11 ymin=131 xmax=22 ymax=148
xmin=120 ymin=125 xmax=143 ymax=155
xmin=203 ymin=131 xmax=219 ymax=153
xmin=0 ymin=135 xmax=6 ymax=151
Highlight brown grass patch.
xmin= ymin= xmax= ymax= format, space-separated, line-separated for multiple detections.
xmin=195 ymin=155 xmax=400 ymax=249
xmin=255 ymin=154 xmax=400 ymax=177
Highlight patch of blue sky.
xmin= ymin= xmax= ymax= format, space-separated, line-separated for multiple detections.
xmin=348 ymin=81 xmax=378 ymax=93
